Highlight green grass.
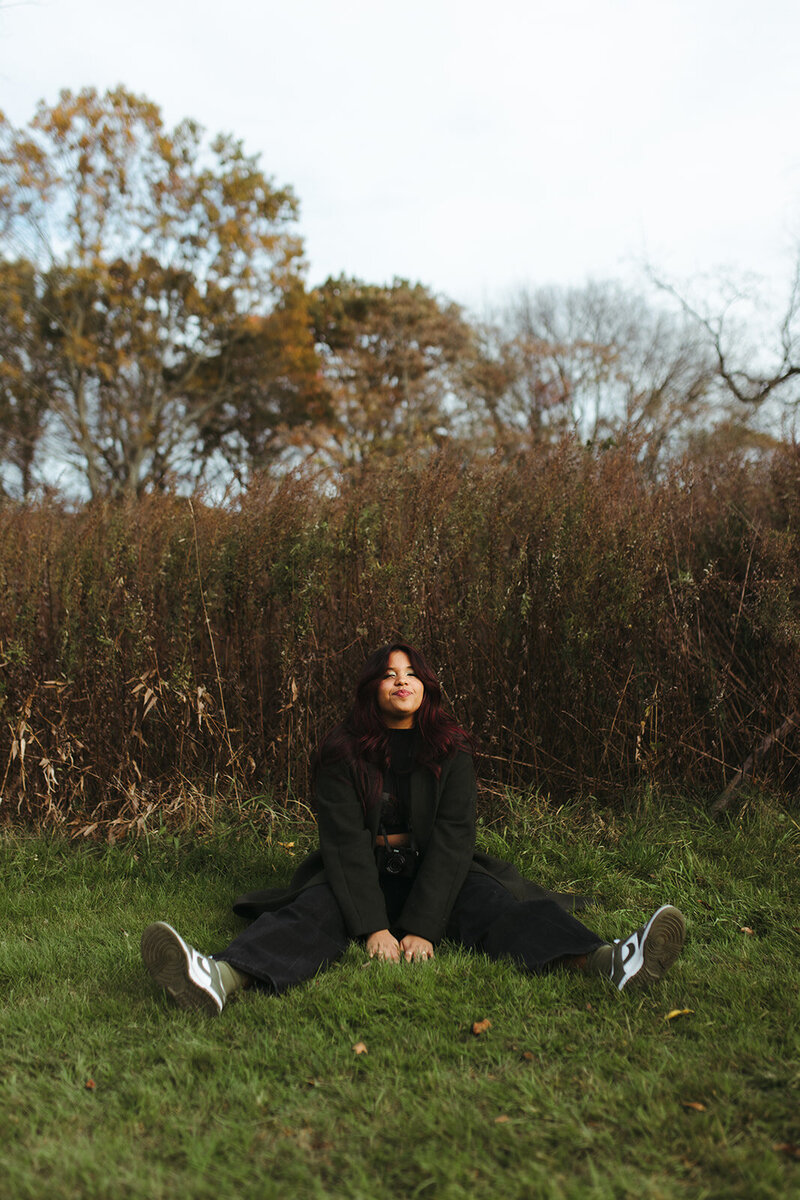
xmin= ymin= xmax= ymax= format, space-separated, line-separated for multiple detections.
xmin=1 ymin=798 xmax=799 ymax=1200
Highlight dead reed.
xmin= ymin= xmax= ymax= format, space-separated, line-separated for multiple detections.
xmin=1 ymin=439 xmax=799 ymax=834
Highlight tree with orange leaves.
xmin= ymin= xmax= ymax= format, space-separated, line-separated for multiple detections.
xmin=0 ymin=87 xmax=314 ymax=498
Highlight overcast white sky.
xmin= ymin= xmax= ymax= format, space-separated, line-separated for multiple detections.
xmin=2 ymin=0 xmax=800 ymax=313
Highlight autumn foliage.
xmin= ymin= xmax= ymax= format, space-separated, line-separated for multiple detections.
xmin=3 ymin=88 xmax=783 ymax=505
xmin=0 ymin=87 xmax=308 ymax=499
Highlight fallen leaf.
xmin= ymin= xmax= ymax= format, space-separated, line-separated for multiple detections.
xmin=85 ymin=1079 xmax=96 ymax=1091
xmin=740 ymin=926 xmax=755 ymax=935
xmin=471 ymin=1018 xmax=492 ymax=1036
xmin=665 ymin=1008 xmax=695 ymax=1021
xmin=681 ymin=1100 xmax=707 ymax=1112
xmin=277 ymin=841 xmax=295 ymax=849
xmin=774 ymin=1143 xmax=800 ymax=1160
xmin=352 ymin=1042 xmax=368 ymax=1055
xmin=494 ymin=1114 xmax=510 ymax=1124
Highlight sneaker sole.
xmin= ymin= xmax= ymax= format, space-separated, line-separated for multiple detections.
xmin=636 ymin=905 xmax=686 ymax=987
xmin=140 ymin=922 xmax=222 ymax=1016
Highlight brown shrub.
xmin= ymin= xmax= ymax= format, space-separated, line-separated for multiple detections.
xmin=1 ymin=439 xmax=799 ymax=833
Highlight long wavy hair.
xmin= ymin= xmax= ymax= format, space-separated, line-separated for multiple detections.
xmin=314 ymin=642 xmax=474 ymax=810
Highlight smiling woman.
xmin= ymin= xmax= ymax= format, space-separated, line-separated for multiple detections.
xmin=141 ymin=642 xmax=686 ymax=1014
xmin=376 ymin=651 xmax=424 ymax=728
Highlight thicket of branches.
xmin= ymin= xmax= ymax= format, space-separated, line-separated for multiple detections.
xmin=1 ymin=441 xmax=799 ymax=833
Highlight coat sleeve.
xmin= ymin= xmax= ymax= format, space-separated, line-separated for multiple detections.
xmin=397 ymin=751 xmax=477 ymax=943
xmin=314 ymin=759 xmax=390 ymax=938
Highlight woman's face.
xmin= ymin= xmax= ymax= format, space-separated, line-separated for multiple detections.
xmin=376 ymin=650 xmax=424 ymax=729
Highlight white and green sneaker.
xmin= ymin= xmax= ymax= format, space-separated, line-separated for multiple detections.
xmin=141 ymin=922 xmax=227 ymax=1015
xmin=588 ymin=905 xmax=686 ymax=991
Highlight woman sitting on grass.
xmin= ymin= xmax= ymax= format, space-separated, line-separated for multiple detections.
xmin=141 ymin=643 xmax=686 ymax=1014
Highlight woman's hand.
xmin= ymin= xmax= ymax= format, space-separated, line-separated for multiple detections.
xmin=399 ymin=934 xmax=435 ymax=963
xmin=366 ymin=929 xmax=401 ymax=962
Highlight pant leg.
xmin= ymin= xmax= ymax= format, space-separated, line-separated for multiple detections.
xmin=447 ymin=871 xmax=604 ymax=975
xmin=217 ymin=884 xmax=350 ymax=995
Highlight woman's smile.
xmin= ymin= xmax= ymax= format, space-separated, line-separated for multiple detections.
xmin=377 ymin=651 xmax=424 ymax=728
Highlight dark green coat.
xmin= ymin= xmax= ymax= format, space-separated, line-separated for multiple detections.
xmin=233 ymin=751 xmax=585 ymax=943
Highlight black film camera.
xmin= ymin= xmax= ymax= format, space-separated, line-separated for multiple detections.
xmin=381 ymin=841 xmax=419 ymax=877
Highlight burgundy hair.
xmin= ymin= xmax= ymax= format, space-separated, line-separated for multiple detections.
xmin=314 ymin=642 xmax=474 ymax=810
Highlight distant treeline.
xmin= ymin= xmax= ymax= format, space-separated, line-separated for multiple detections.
xmin=2 ymin=87 xmax=798 ymax=506
xmin=1 ymin=439 xmax=799 ymax=833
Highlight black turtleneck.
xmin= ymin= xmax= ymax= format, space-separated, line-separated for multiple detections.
xmin=380 ymin=728 xmax=418 ymax=833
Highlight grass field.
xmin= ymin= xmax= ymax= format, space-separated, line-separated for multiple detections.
xmin=1 ymin=796 xmax=798 ymax=1199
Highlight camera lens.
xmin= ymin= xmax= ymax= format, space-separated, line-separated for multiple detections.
xmin=386 ymin=849 xmax=406 ymax=875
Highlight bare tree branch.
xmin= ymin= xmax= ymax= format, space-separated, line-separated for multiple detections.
xmin=651 ymin=265 xmax=800 ymax=408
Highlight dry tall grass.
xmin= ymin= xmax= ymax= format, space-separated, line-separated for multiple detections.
xmin=2 ymin=439 xmax=799 ymax=833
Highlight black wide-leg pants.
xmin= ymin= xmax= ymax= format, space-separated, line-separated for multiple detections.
xmin=217 ymin=873 xmax=604 ymax=995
